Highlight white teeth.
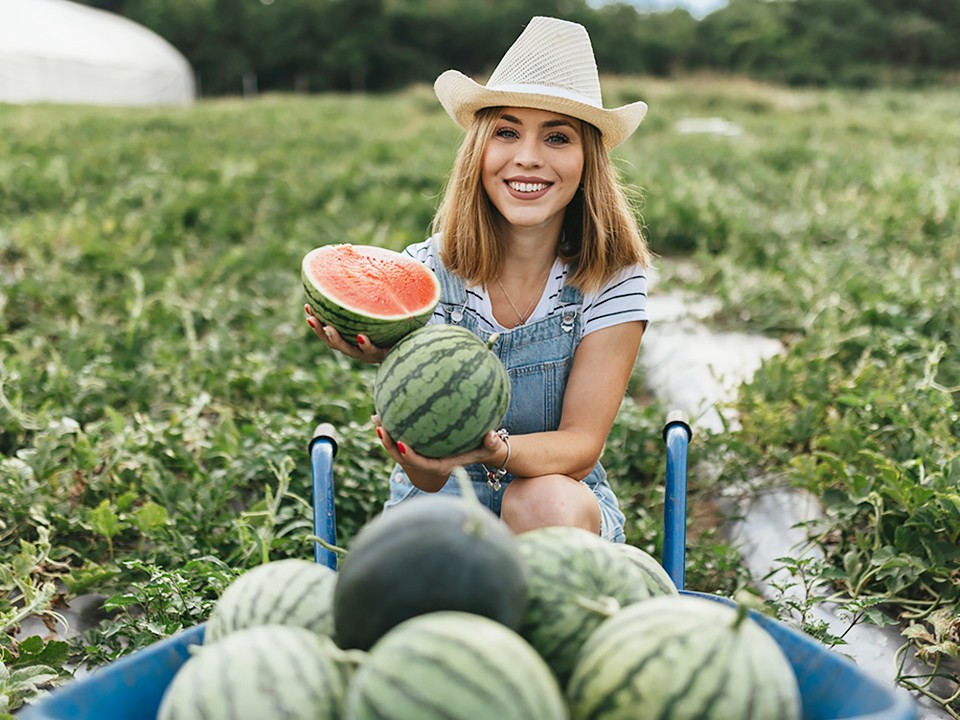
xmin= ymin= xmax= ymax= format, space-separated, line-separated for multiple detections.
xmin=508 ymin=181 xmax=548 ymax=193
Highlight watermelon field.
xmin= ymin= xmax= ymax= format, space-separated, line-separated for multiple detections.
xmin=1 ymin=77 xmax=958 ymax=715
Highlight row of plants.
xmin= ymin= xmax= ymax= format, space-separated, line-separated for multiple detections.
xmin=620 ymin=78 xmax=959 ymax=713
xmin=1 ymin=77 xmax=958 ymax=713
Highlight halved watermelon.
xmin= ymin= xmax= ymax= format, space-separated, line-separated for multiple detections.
xmin=302 ymin=244 xmax=440 ymax=347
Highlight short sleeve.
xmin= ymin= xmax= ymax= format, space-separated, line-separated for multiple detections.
xmin=581 ymin=265 xmax=649 ymax=337
xmin=402 ymin=236 xmax=439 ymax=270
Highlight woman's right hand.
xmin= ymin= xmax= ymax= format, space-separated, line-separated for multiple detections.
xmin=373 ymin=416 xmax=508 ymax=492
xmin=304 ymin=304 xmax=388 ymax=364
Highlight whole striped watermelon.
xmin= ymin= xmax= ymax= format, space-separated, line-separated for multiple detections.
xmin=345 ymin=611 xmax=568 ymax=720
xmin=567 ymin=596 xmax=802 ymax=720
xmin=302 ymin=244 xmax=440 ymax=347
xmin=205 ymin=559 xmax=337 ymax=643
xmin=516 ymin=526 xmax=675 ymax=686
xmin=158 ymin=625 xmax=355 ymax=720
xmin=374 ymin=324 xmax=510 ymax=458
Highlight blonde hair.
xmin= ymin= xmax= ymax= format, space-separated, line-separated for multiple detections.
xmin=432 ymin=107 xmax=652 ymax=293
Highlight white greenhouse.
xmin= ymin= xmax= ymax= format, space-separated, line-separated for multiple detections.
xmin=0 ymin=0 xmax=195 ymax=107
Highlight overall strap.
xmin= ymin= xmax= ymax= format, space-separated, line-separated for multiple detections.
xmin=559 ymin=282 xmax=583 ymax=305
xmin=434 ymin=258 xmax=468 ymax=305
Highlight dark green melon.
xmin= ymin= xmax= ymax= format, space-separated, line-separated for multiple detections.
xmin=374 ymin=324 xmax=510 ymax=458
xmin=333 ymin=493 xmax=528 ymax=651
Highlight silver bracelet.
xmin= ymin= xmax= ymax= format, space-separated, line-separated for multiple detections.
xmin=485 ymin=428 xmax=511 ymax=491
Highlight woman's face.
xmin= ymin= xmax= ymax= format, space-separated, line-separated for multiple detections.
xmin=481 ymin=107 xmax=584 ymax=233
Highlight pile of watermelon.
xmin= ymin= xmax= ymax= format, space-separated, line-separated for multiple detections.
xmin=158 ymin=490 xmax=803 ymax=720
xmin=159 ymin=244 xmax=806 ymax=717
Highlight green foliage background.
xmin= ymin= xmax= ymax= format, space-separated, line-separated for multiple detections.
xmin=73 ymin=0 xmax=960 ymax=95
xmin=1 ymin=77 xmax=958 ymax=711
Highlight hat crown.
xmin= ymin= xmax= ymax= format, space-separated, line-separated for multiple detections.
xmin=432 ymin=15 xmax=647 ymax=148
xmin=486 ymin=17 xmax=603 ymax=107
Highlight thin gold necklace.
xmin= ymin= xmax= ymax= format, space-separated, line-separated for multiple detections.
xmin=496 ymin=267 xmax=551 ymax=326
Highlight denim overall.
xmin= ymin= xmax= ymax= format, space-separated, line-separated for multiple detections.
xmin=384 ymin=261 xmax=627 ymax=543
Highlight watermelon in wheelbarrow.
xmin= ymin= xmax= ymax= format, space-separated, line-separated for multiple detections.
xmin=17 ymin=599 xmax=918 ymax=720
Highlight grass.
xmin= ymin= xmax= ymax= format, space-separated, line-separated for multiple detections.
xmin=1 ymin=76 xmax=958 ymax=713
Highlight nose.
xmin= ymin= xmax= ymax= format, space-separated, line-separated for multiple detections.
xmin=513 ymin=135 xmax=544 ymax=168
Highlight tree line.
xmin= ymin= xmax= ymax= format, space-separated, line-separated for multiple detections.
xmin=79 ymin=0 xmax=960 ymax=96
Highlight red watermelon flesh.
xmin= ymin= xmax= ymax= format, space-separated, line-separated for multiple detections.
xmin=302 ymin=244 xmax=440 ymax=347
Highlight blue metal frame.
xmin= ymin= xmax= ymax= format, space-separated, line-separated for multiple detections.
xmin=661 ymin=411 xmax=692 ymax=591
xmin=309 ymin=422 xmax=339 ymax=569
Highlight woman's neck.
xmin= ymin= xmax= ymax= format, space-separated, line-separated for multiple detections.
xmin=488 ymin=219 xmax=562 ymax=328
xmin=496 ymin=217 xmax=563 ymax=281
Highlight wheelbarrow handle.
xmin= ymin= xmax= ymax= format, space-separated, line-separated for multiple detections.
xmin=662 ymin=411 xmax=692 ymax=591
xmin=309 ymin=423 xmax=339 ymax=569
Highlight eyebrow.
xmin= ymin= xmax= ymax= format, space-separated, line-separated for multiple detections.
xmin=500 ymin=113 xmax=578 ymax=131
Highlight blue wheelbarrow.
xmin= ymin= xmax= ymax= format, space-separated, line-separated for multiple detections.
xmin=19 ymin=414 xmax=919 ymax=720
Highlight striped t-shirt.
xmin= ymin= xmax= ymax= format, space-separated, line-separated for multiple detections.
xmin=404 ymin=236 xmax=649 ymax=338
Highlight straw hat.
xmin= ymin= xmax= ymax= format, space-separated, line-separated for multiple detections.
xmin=434 ymin=16 xmax=647 ymax=149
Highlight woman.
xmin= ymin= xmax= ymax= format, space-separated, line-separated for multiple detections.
xmin=306 ymin=16 xmax=652 ymax=543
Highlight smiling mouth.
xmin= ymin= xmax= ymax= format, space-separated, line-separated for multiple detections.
xmin=507 ymin=181 xmax=550 ymax=193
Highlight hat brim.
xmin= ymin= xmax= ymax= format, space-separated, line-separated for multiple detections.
xmin=434 ymin=70 xmax=647 ymax=150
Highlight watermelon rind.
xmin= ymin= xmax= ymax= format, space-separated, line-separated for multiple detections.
xmin=157 ymin=625 xmax=355 ymax=720
xmin=567 ymin=596 xmax=803 ymax=720
xmin=205 ymin=558 xmax=337 ymax=643
xmin=301 ymin=244 xmax=440 ymax=348
xmin=515 ymin=526 xmax=675 ymax=686
xmin=374 ymin=324 xmax=510 ymax=458
xmin=345 ymin=611 xmax=568 ymax=720
xmin=613 ymin=543 xmax=679 ymax=597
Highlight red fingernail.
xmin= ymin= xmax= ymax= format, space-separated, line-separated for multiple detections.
xmin=357 ymin=335 xmax=365 ymax=346
xmin=397 ymin=442 xmax=406 ymax=455
xmin=307 ymin=317 xmax=317 ymax=329
xmin=376 ymin=427 xmax=383 ymax=439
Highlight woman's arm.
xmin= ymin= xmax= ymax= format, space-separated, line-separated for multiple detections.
xmin=376 ymin=320 xmax=646 ymax=489
xmin=506 ymin=320 xmax=645 ymax=480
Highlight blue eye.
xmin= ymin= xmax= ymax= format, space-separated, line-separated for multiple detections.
xmin=546 ymin=132 xmax=570 ymax=145
xmin=495 ymin=127 xmax=519 ymax=139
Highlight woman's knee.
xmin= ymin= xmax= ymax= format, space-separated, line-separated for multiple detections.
xmin=501 ymin=475 xmax=601 ymax=535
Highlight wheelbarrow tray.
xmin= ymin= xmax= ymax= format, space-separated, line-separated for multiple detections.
xmin=19 ymin=594 xmax=916 ymax=720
